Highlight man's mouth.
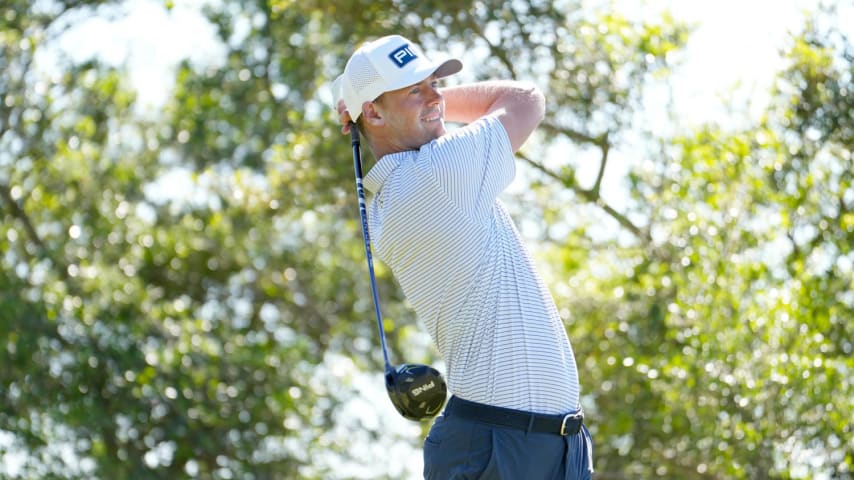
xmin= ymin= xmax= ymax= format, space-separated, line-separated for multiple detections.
xmin=422 ymin=110 xmax=442 ymax=122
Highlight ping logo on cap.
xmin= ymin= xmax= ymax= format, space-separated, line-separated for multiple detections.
xmin=389 ymin=44 xmax=417 ymax=68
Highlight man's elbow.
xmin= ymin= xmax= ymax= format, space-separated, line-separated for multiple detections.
xmin=531 ymin=84 xmax=547 ymax=123
xmin=518 ymin=82 xmax=546 ymax=124
xmin=494 ymin=81 xmax=547 ymax=152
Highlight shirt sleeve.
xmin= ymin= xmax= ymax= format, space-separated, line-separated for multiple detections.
xmin=422 ymin=115 xmax=516 ymax=216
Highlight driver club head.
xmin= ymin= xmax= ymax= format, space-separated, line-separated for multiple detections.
xmin=385 ymin=363 xmax=447 ymax=421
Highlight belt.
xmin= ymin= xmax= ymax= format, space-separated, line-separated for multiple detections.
xmin=445 ymin=396 xmax=584 ymax=436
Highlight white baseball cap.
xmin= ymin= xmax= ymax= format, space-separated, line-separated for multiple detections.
xmin=332 ymin=35 xmax=462 ymax=121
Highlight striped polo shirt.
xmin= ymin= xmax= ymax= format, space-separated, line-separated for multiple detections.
xmin=363 ymin=115 xmax=580 ymax=414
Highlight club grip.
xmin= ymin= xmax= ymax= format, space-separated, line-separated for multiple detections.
xmin=349 ymin=122 xmax=360 ymax=146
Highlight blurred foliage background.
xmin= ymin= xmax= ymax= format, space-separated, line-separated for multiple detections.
xmin=1 ymin=0 xmax=852 ymax=478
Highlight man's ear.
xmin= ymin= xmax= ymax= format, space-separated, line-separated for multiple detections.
xmin=361 ymin=101 xmax=385 ymax=127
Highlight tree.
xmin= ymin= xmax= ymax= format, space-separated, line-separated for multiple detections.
xmin=1 ymin=1 xmax=317 ymax=477
xmin=2 ymin=0 xmax=850 ymax=478
xmin=541 ymin=8 xmax=852 ymax=479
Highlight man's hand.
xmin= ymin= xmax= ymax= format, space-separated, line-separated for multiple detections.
xmin=337 ymin=100 xmax=353 ymax=135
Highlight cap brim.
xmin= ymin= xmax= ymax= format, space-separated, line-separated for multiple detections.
xmin=331 ymin=74 xmax=344 ymax=108
xmin=386 ymin=58 xmax=463 ymax=93
xmin=433 ymin=58 xmax=462 ymax=79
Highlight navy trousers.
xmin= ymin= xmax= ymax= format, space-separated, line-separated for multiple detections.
xmin=423 ymin=404 xmax=594 ymax=479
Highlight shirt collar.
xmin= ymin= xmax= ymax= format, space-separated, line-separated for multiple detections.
xmin=363 ymin=151 xmax=408 ymax=193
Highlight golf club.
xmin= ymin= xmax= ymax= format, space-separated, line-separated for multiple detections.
xmin=350 ymin=123 xmax=447 ymax=421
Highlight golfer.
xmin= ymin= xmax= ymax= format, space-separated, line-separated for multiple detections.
xmin=333 ymin=35 xmax=594 ymax=479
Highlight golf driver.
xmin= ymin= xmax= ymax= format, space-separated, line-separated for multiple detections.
xmin=349 ymin=123 xmax=447 ymax=421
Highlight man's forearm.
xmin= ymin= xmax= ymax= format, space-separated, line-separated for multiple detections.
xmin=441 ymin=80 xmax=545 ymax=152
xmin=441 ymin=80 xmax=543 ymax=124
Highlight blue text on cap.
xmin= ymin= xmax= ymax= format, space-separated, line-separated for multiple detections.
xmin=389 ymin=44 xmax=418 ymax=68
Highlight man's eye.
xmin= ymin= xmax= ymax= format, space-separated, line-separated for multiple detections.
xmin=410 ymin=88 xmax=420 ymax=94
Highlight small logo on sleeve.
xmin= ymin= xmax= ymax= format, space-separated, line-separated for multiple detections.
xmin=389 ymin=44 xmax=417 ymax=68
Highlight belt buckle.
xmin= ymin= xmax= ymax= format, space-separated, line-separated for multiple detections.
xmin=560 ymin=412 xmax=583 ymax=436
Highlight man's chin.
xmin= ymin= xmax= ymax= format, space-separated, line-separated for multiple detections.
xmin=429 ymin=121 xmax=447 ymax=138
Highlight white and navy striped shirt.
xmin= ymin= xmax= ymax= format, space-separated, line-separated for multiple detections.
xmin=364 ymin=115 xmax=580 ymax=414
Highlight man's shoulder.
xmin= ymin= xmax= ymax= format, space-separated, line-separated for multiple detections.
xmin=438 ymin=115 xmax=501 ymax=142
xmin=424 ymin=114 xmax=512 ymax=168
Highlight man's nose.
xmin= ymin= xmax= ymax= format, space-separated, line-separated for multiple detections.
xmin=426 ymin=85 xmax=442 ymax=104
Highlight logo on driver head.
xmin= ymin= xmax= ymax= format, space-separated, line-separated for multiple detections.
xmin=389 ymin=44 xmax=417 ymax=68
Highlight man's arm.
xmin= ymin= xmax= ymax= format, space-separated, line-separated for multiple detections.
xmin=441 ymin=81 xmax=545 ymax=153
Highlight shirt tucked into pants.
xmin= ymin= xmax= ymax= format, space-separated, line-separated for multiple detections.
xmin=424 ymin=397 xmax=594 ymax=480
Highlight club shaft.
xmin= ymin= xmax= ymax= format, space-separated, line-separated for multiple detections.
xmin=351 ymin=126 xmax=392 ymax=369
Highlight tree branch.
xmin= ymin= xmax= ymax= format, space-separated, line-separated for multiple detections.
xmin=518 ymin=150 xmax=648 ymax=241
xmin=539 ymin=119 xmax=604 ymax=146
xmin=591 ymin=132 xmax=609 ymax=196
xmin=0 ymin=183 xmax=53 ymax=262
xmin=459 ymin=14 xmax=517 ymax=77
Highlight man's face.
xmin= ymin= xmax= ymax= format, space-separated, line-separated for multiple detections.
xmin=375 ymin=75 xmax=446 ymax=151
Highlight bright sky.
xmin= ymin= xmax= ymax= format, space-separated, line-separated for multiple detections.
xmin=49 ymin=0 xmax=839 ymax=122
xmin=630 ymin=0 xmax=826 ymax=126
xmin=14 ymin=0 xmax=848 ymax=478
xmin=47 ymin=0 xmax=223 ymax=112
xmin=48 ymin=0 xmax=837 ymax=214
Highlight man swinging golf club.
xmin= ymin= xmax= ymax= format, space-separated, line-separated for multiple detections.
xmin=333 ymin=35 xmax=594 ymax=479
